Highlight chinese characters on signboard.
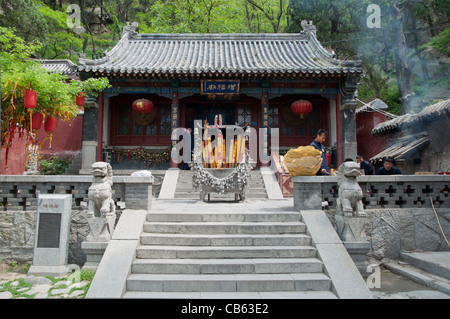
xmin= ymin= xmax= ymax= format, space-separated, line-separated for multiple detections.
xmin=201 ymin=80 xmax=240 ymax=95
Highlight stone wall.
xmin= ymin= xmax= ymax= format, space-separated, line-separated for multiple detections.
xmin=326 ymin=208 xmax=450 ymax=260
xmin=0 ymin=175 xmax=152 ymax=265
xmin=293 ymin=175 xmax=450 ymax=260
xmin=0 ymin=209 xmax=93 ymax=266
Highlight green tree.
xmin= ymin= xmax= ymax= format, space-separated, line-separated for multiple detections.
xmin=0 ymin=27 xmax=110 ymax=167
xmin=0 ymin=0 xmax=48 ymax=42
xmin=244 ymin=0 xmax=290 ymax=33
xmin=138 ymin=0 xmax=246 ymax=33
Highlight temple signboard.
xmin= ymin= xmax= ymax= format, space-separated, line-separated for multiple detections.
xmin=201 ymin=80 xmax=240 ymax=95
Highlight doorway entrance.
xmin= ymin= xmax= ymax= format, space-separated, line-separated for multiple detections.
xmin=184 ymin=102 xmax=236 ymax=130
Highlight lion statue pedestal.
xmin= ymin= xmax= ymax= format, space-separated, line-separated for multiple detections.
xmin=335 ymin=161 xmax=367 ymax=242
xmin=82 ymin=162 xmax=117 ymax=270
xmin=334 ymin=161 xmax=371 ymax=277
xmin=85 ymin=162 xmax=116 ymax=242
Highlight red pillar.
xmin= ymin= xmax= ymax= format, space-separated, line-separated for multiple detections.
xmin=96 ymin=92 xmax=104 ymax=162
xmin=336 ymin=94 xmax=343 ymax=167
xmin=260 ymin=92 xmax=269 ymax=167
xmin=170 ymin=92 xmax=179 ymax=168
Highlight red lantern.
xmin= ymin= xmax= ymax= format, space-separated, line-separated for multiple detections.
xmin=44 ymin=116 xmax=57 ymax=133
xmin=76 ymin=92 xmax=85 ymax=107
xmin=291 ymin=100 xmax=313 ymax=119
xmin=24 ymin=89 xmax=37 ymax=109
xmin=132 ymin=98 xmax=154 ymax=114
xmin=32 ymin=112 xmax=44 ymax=130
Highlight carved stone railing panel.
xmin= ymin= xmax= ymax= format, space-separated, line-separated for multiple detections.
xmin=293 ymin=175 xmax=450 ymax=210
xmin=0 ymin=175 xmax=153 ymax=211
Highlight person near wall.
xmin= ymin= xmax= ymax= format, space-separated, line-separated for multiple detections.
xmin=310 ymin=129 xmax=331 ymax=175
xmin=181 ymin=128 xmax=194 ymax=170
xmin=356 ymin=155 xmax=374 ymax=175
xmin=376 ymin=157 xmax=402 ymax=175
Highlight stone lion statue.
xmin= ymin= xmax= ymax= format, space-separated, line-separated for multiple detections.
xmin=336 ymin=161 xmax=365 ymax=217
xmin=87 ymin=162 xmax=115 ymax=218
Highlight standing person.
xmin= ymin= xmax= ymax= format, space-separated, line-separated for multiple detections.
xmin=310 ymin=129 xmax=330 ymax=175
xmin=356 ymin=155 xmax=374 ymax=175
xmin=376 ymin=157 xmax=402 ymax=175
xmin=181 ymin=128 xmax=194 ymax=170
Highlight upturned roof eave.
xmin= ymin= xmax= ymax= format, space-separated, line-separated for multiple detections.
xmin=77 ymin=21 xmax=362 ymax=77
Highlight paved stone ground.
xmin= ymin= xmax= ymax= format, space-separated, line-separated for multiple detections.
xmin=370 ymin=266 xmax=449 ymax=299
xmin=1 ymin=263 xmax=448 ymax=299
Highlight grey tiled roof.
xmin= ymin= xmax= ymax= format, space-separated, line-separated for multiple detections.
xmin=370 ymin=132 xmax=429 ymax=164
xmin=38 ymin=59 xmax=78 ymax=76
xmin=77 ymin=21 xmax=361 ymax=78
xmin=371 ymin=99 xmax=450 ymax=136
xmin=355 ymin=98 xmax=388 ymax=115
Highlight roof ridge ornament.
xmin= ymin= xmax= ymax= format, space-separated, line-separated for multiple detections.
xmin=123 ymin=21 xmax=139 ymax=36
xmin=301 ymin=20 xmax=316 ymax=36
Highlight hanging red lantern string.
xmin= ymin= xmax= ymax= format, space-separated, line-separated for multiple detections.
xmin=24 ymin=89 xmax=37 ymax=109
xmin=29 ymin=112 xmax=44 ymax=145
xmin=76 ymin=92 xmax=85 ymax=107
xmin=44 ymin=116 xmax=57 ymax=149
xmin=291 ymin=100 xmax=313 ymax=119
xmin=32 ymin=112 xmax=43 ymax=130
xmin=24 ymin=89 xmax=38 ymax=137
xmin=132 ymin=98 xmax=154 ymax=115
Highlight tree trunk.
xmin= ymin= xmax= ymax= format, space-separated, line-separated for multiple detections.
xmin=405 ymin=3 xmax=429 ymax=81
xmin=391 ymin=2 xmax=414 ymax=114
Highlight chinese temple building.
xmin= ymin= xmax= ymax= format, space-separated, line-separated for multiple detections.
xmin=77 ymin=21 xmax=361 ymax=172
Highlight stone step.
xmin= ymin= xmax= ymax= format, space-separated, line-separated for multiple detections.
xmin=132 ymin=258 xmax=323 ymax=274
xmin=175 ymin=185 xmax=265 ymax=192
xmin=174 ymin=192 xmax=267 ymax=200
xmin=400 ymin=251 xmax=450 ymax=280
xmin=126 ymin=273 xmax=331 ymax=292
xmin=143 ymin=221 xmax=306 ymax=234
xmin=146 ymin=211 xmax=301 ymax=223
xmin=246 ymin=193 xmax=268 ymax=199
xmin=174 ymin=193 xmax=203 ymax=199
xmin=140 ymin=233 xmax=311 ymax=246
xmin=122 ymin=290 xmax=338 ymax=299
xmin=136 ymin=245 xmax=317 ymax=259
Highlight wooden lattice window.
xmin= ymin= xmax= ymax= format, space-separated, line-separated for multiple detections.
xmin=237 ymin=104 xmax=252 ymax=126
xmin=110 ymin=99 xmax=171 ymax=146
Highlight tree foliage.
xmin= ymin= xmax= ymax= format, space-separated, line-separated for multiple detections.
xmin=1 ymin=0 xmax=447 ymax=116
xmin=288 ymin=0 xmax=449 ymax=114
xmin=0 ymin=27 xmax=109 ymax=165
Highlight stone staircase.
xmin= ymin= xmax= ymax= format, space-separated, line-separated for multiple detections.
xmin=122 ymin=200 xmax=337 ymax=298
xmin=174 ymin=169 xmax=267 ymax=200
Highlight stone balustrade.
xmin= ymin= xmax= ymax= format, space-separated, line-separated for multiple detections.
xmin=0 ymin=175 xmax=153 ymax=212
xmin=292 ymin=175 xmax=450 ymax=211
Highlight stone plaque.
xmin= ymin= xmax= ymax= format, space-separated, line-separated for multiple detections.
xmin=37 ymin=213 xmax=61 ymax=248
xmin=28 ymin=194 xmax=72 ymax=276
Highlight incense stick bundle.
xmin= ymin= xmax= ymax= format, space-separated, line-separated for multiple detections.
xmin=201 ymin=140 xmax=206 ymax=168
xmin=228 ymin=136 xmax=234 ymax=168
xmin=234 ymin=136 xmax=239 ymax=168
xmin=216 ymin=132 xmax=223 ymax=169
xmin=208 ymin=138 xmax=215 ymax=168
xmin=237 ymin=135 xmax=246 ymax=163
xmin=223 ymin=142 xmax=226 ymax=168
